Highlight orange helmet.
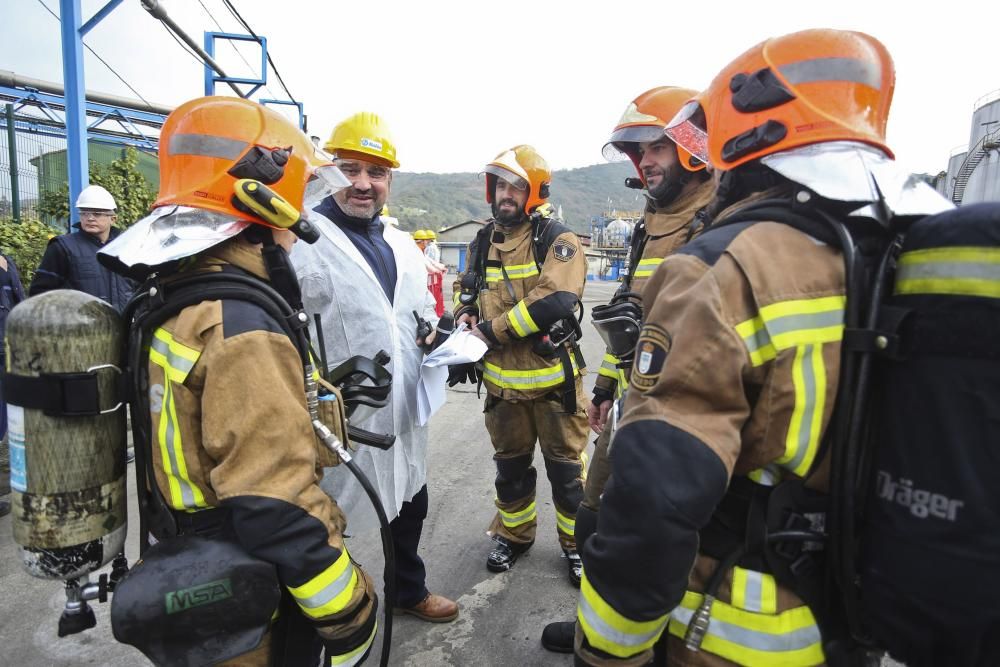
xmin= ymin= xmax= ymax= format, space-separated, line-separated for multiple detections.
xmin=156 ymin=96 xmax=341 ymax=227
xmin=603 ymin=86 xmax=706 ymax=181
xmin=665 ymin=29 xmax=894 ymax=171
xmin=483 ymin=145 xmax=551 ymax=215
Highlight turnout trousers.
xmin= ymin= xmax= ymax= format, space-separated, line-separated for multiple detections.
xmin=484 ymin=377 xmax=589 ymax=550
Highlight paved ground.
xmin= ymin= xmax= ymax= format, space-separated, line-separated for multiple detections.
xmin=0 ymin=279 xmax=901 ymax=666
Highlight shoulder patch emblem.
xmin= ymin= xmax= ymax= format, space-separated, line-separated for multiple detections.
xmin=630 ymin=324 xmax=672 ymax=392
xmin=553 ymin=240 xmax=577 ymax=261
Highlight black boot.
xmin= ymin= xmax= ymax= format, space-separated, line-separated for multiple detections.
xmin=541 ymin=620 xmax=575 ymax=653
xmin=486 ymin=536 xmax=532 ymax=572
xmin=564 ymin=548 xmax=583 ymax=587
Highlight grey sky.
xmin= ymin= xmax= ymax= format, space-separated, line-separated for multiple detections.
xmin=2 ymin=0 xmax=994 ymax=175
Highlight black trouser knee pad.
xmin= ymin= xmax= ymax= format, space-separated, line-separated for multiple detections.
xmin=495 ymin=454 xmax=537 ymax=504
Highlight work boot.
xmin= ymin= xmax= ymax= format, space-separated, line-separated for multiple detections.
xmin=393 ymin=593 xmax=459 ymax=623
xmin=541 ymin=620 xmax=575 ymax=653
xmin=486 ymin=536 xmax=532 ymax=572
xmin=564 ymin=548 xmax=582 ymax=587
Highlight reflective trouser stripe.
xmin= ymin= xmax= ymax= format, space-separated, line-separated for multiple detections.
xmin=507 ymin=300 xmax=541 ymax=338
xmin=735 ymin=296 xmax=844 ymax=367
xmin=895 ymin=246 xmax=1000 ymax=298
xmin=149 ymin=329 xmax=207 ymax=511
xmin=483 ymin=357 xmax=580 ymax=391
xmin=577 ymin=572 xmax=669 ymax=658
xmin=731 ymin=567 xmax=778 ymax=614
xmin=632 ymin=256 xmax=663 ymax=278
xmin=289 ymin=549 xmax=359 ymax=619
xmin=556 ymin=508 xmax=576 ymax=536
xmin=499 ymin=501 xmax=537 ymax=528
xmin=668 ymin=591 xmax=823 ymax=666
xmin=328 ymin=622 xmax=377 ymax=666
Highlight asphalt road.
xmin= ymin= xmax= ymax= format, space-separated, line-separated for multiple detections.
xmin=0 ymin=279 xmax=617 ymax=667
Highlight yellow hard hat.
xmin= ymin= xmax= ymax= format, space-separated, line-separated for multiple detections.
xmin=381 ymin=204 xmax=390 ymax=216
xmin=324 ymin=111 xmax=399 ymax=168
xmin=426 ymin=229 xmax=437 ymax=240
xmin=413 ymin=229 xmax=429 ymax=240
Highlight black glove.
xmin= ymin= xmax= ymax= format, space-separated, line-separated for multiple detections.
xmin=447 ymin=362 xmax=481 ymax=387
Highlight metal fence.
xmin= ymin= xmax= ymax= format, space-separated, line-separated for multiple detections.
xmin=0 ymin=105 xmax=71 ymax=223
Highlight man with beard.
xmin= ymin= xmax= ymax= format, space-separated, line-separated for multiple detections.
xmin=293 ymin=111 xmax=459 ymax=623
xmin=451 ymin=145 xmax=589 ymax=584
xmin=540 ymin=86 xmax=716 ymax=654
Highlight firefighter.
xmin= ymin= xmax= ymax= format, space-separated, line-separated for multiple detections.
xmin=99 ymin=96 xmax=378 ymax=666
xmin=574 ymin=29 xmax=905 ymax=666
xmin=541 ymin=86 xmax=716 ymax=653
xmin=450 ymin=145 xmax=589 ymax=584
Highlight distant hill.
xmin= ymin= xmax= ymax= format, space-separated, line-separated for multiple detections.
xmin=390 ymin=161 xmax=646 ymax=233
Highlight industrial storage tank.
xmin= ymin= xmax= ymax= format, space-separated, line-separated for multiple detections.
xmin=604 ymin=218 xmax=634 ymax=248
xmin=942 ymin=147 xmax=967 ymax=200
xmin=952 ymin=91 xmax=1000 ymax=205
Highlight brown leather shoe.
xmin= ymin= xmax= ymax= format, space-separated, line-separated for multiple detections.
xmin=393 ymin=593 xmax=459 ymax=623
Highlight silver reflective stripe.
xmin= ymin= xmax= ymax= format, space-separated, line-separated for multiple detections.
xmin=786 ymin=344 xmax=819 ymax=473
xmin=511 ymin=305 xmax=536 ymax=335
xmin=742 ymin=325 xmax=772 ymax=356
xmin=764 ymin=309 xmax=843 ymax=340
xmin=579 ymin=596 xmax=667 ymax=649
xmin=897 ymin=261 xmax=1000 ymax=282
xmin=779 ymin=57 xmax=882 ymax=90
xmin=169 ymin=133 xmax=248 ymax=160
xmin=162 ymin=381 xmax=198 ymax=509
xmin=297 ymin=563 xmax=355 ymax=610
xmin=484 ymin=365 xmax=566 ymax=388
xmin=743 ymin=570 xmax=764 ymax=613
xmin=670 ymin=604 xmax=822 ymax=652
xmin=150 ymin=336 xmax=196 ymax=375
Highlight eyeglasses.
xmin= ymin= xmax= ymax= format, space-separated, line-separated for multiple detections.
xmin=79 ymin=209 xmax=114 ymax=218
xmin=335 ymin=161 xmax=390 ymax=183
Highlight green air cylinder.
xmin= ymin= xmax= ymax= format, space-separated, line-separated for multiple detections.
xmin=6 ymin=289 xmax=127 ymax=580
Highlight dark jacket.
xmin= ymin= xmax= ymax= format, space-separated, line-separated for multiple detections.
xmin=29 ymin=229 xmax=136 ymax=311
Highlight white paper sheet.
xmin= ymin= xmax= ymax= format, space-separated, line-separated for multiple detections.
xmin=416 ymin=324 xmax=488 ymax=425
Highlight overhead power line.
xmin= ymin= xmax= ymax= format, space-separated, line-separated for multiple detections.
xmin=221 ymin=0 xmax=298 ymax=105
xmin=197 ymin=0 xmax=279 ymax=100
xmin=35 ymin=0 xmax=156 ymax=111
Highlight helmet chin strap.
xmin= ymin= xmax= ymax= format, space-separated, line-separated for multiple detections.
xmin=244 ymin=226 xmax=304 ymax=310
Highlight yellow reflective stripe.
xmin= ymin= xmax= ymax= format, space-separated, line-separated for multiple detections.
xmin=149 ymin=328 xmax=200 ymax=383
xmin=669 ymin=591 xmax=823 ymax=666
xmin=895 ymin=246 xmax=1000 ymax=298
xmin=485 ymin=262 xmax=540 ymax=284
xmin=731 ymin=567 xmax=778 ymax=615
xmin=507 ymin=300 xmax=540 ymax=338
xmin=499 ymin=502 xmax=537 ymax=528
xmin=289 ymin=549 xmax=359 ymax=619
xmin=483 ymin=357 xmax=580 ymax=391
xmin=632 ymin=256 xmax=664 ymax=278
xmin=578 ymin=572 xmax=669 ymax=658
xmin=150 ymin=369 xmax=208 ymax=511
xmin=556 ymin=508 xmax=576 ymax=536
xmin=778 ymin=344 xmax=826 ymax=476
xmin=735 ymin=296 xmax=844 ymax=367
xmin=329 ymin=621 xmax=377 ymax=666
xmin=747 ymin=464 xmax=782 ymax=487
xmin=599 ymin=352 xmax=620 ymax=379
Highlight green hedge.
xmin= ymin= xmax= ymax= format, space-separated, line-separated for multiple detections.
xmin=0 ymin=217 xmax=56 ymax=284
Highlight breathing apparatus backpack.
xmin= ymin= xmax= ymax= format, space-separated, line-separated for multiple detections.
xmin=680 ymin=191 xmax=1000 ymax=667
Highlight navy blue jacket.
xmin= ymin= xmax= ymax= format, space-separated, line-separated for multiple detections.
xmin=29 ymin=229 xmax=136 ymax=312
xmin=313 ymin=197 xmax=397 ymax=303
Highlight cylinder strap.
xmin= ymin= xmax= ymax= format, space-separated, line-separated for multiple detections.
xmin=2 ymin=368 xmax=121 ymax=417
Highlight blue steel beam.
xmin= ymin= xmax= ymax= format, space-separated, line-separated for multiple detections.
xmin=0 ymin=86 xmax=167 ymax=128
xmin=204 ymin=32 xmax=267 ymax=97
xmin=60 ymin=0 xmax=88 ymax=228
xmin=260 ymin=98 xmax=304 ymax=131
xmin=80 ymin=0 xmax=124 ymax=36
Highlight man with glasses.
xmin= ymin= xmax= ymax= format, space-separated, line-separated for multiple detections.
xmin=29 ymin=184 xmax=135 ymax=312
xmin=293 ymin=111 xmax=460 ymax=624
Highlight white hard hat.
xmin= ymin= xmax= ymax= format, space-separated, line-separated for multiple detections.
xmin=75 ymin=185 xmax=117 ymax=211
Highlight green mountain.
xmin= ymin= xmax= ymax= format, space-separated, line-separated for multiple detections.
xmin=390 ymin=161 xmax=646 ymax=234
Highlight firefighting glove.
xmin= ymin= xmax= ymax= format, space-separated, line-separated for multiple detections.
xmin=447 ymin=362 xmax=481 ymax=387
